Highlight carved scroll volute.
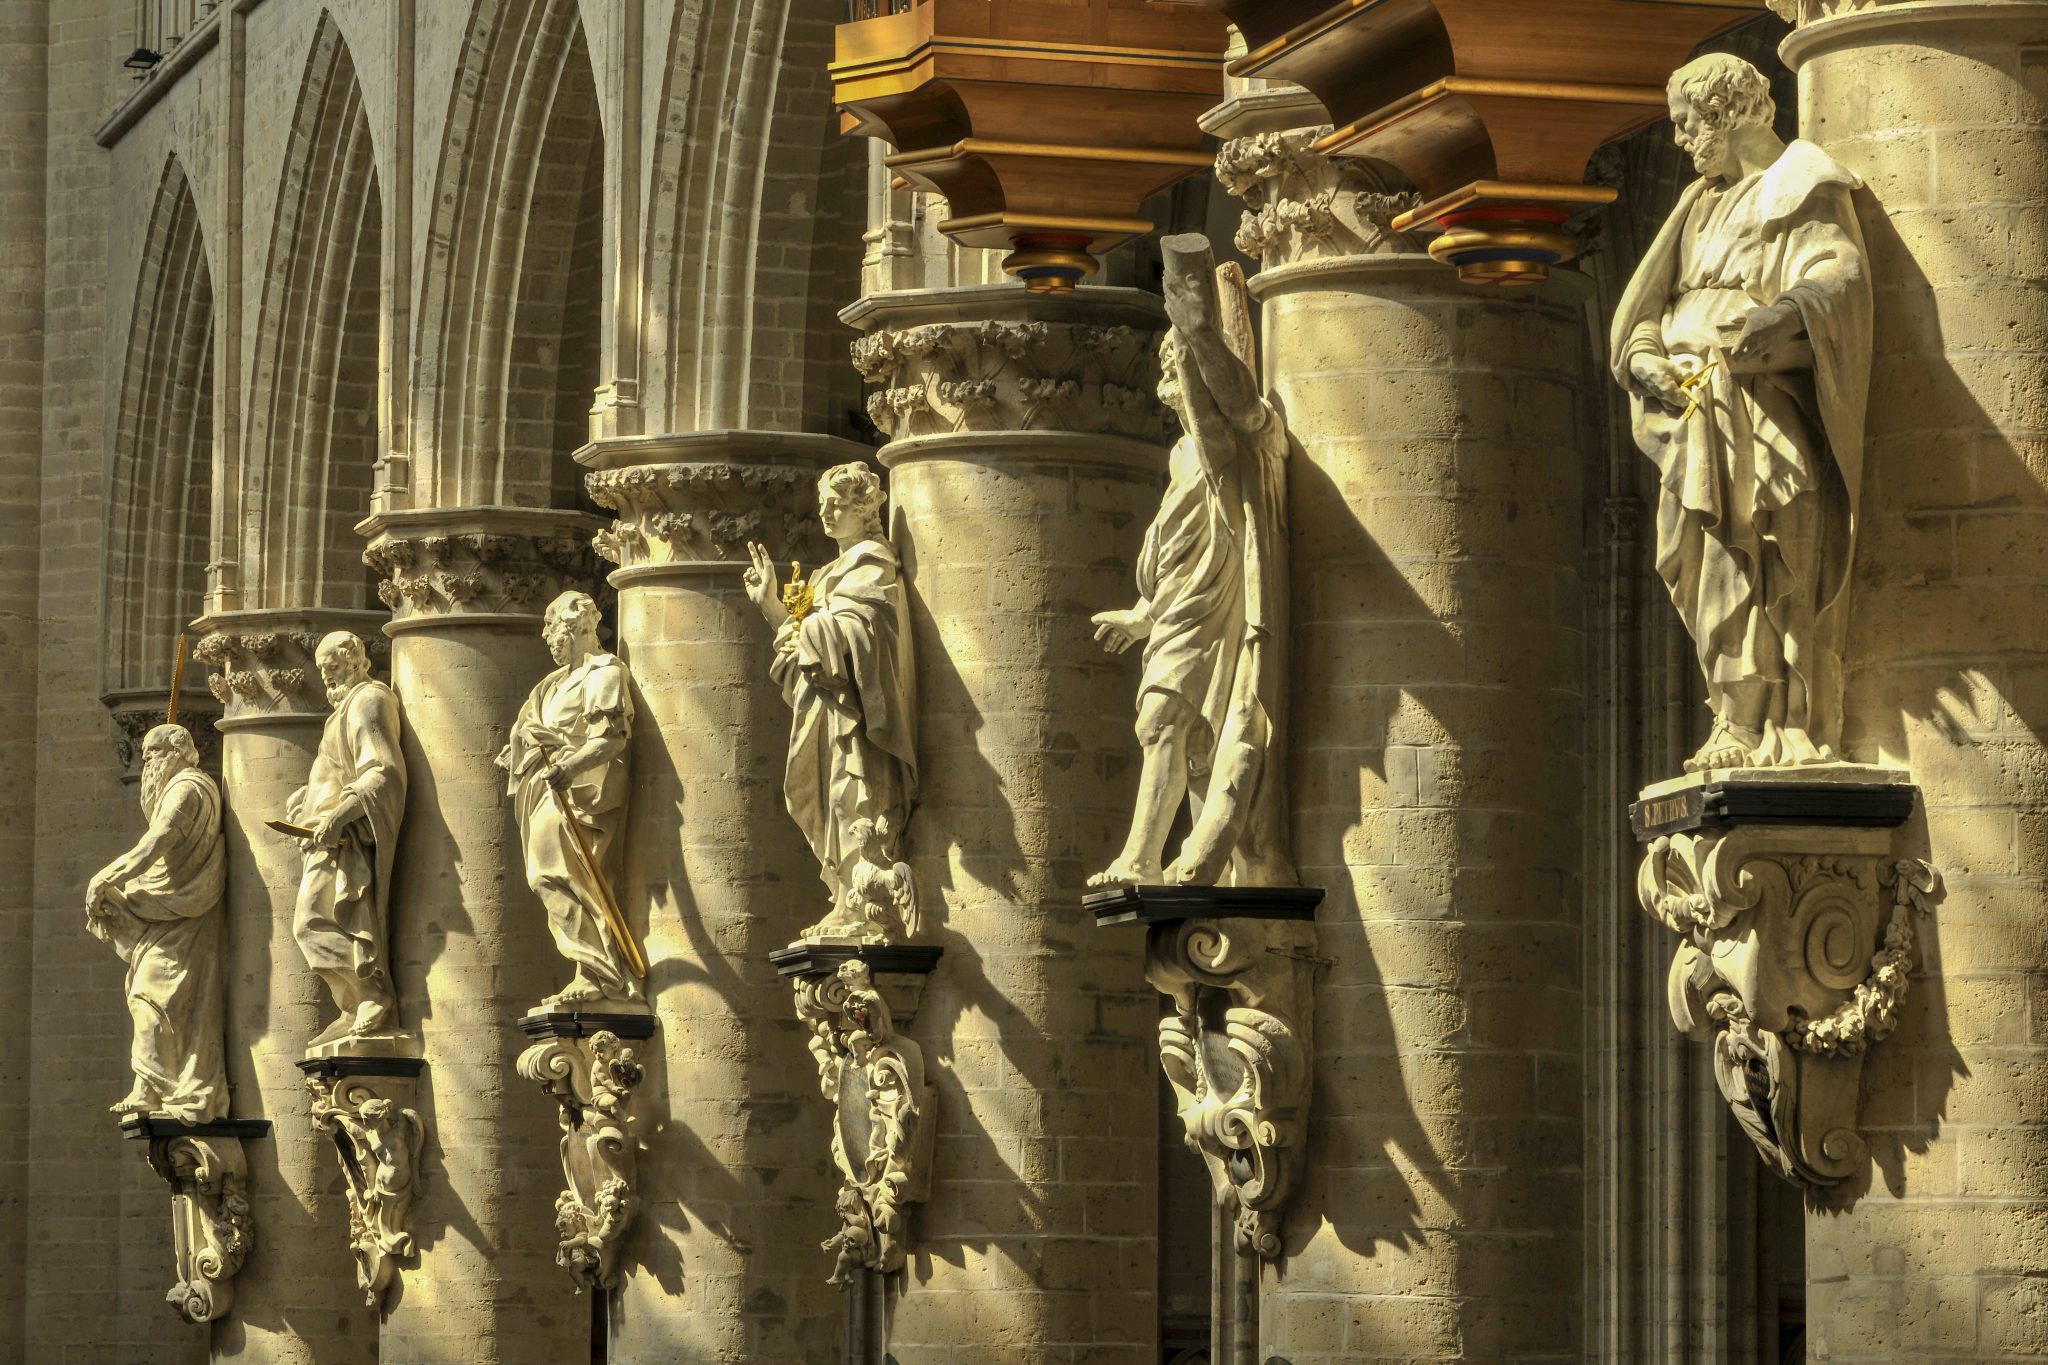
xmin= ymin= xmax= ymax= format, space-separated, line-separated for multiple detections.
xmin=517 ymin=1030 xmax=644 ymax=1292
xmin=306 ymin=1073 xmax=426 ymax=1307
xmin=145 ymin=1136 xmax=253 ymax=1324
xmin=1637 ymin=824 xmax=1936 ymax=1187
xmin=1145 ymin=916 xmax=1316 ymax=1258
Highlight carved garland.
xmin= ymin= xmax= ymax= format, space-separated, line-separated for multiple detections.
xmin=849 ymin=319 xmax=1169 ymax=444
xmin=516 ymin=1031 xmax=645 ymax=1291
xmin=306 ymin=1073 xmax=426 ymax=1307
xmin=793 ymin=961 xmax=933 ymax=1284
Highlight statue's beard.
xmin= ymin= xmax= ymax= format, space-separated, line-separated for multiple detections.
xmin=1691 ymin=127 xmax=1730 ymax=179
xmin=326 ymin=678 xmax=355 ymax=706
xmin=140 ymin=756 xmax=182 ymax=814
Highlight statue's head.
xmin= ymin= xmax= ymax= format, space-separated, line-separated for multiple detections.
xmin=140 ymin=723 xmax=200 ymax=811
xmin=1156 ymin=330 xmax=1186 ymax=412
xmin=314 ymin=631 xmax=372 ymax=704
xmin=542 ymin=590 xmax=601 ymax=667
xmin=1667 ymin=54 xmax=1775 ymax=184
xmin=817 ymin=463 xmax=886 ymax=543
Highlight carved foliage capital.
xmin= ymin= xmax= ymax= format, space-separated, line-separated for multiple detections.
xmin=851 ymin=319 xmax=1169 ymax=444
xmin=516 ymin=1030 xmax=644 ymax=1291
xmin=1213 ymin=127 xmax=1420 ymax=269
xmin=193 ymin=628 xmax=386 ymax=718
xmin=792 ymin=961 xmax=933 ymax=1284
xmin=1146 ymin=916 xmax=1317 ymax=1258
xmin=363 ymin=529 xmax=597 ymax=622
xmin=1638 ymin=825 xmax=1936 ymax=1185
xmin=584 ymin=462 xmax=834 ymax=572
xmin=306 ymin=1072 xmax=425 ymax=1307
xmin=140 ymin=1135 xmax=252 ymax=1323
xmin=105 ymin=692 xmax=222 ymax=781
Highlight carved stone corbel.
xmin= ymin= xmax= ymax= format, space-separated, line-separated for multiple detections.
xmin=1092 ymin=887 xmax=1324 ymax=1258
xmin=1632 ymin=772 xmax=1929 ymax=1186
xmin=299 ymin=1058 xmax=426 ymax=1307
xmin=775 ymin=950 xmax=941 ymax=1285
xmin=124 ymin=1117 xmax=270 ymax=1323
xmin=516 ymin=1018 xmax=653 ymax=1291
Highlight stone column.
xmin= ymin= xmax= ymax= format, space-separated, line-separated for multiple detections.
xmin=577 ymin=430 xmax=862 ymax=1363
xmin=1212 ymin=96 xmax=1593 ymax=1360
xmin=360 ymin=508 xmax=602 ymax=1365
xmin=842 ymin=286 xmax=1170 ymax=1363
xmin=1782 ymin=5 xmax=2048 ymax=1359
xmin=192 ymin=608 xmax=386 ymax=1365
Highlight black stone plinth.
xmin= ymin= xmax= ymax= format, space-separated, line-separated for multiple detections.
xmin=517 ymin=1010 xmax=659 ymax=1041
xmin=768 ymin=942 xmax=945 ymax=981
xmin=120 ymin=1116 xmax=273 ymax=1142
xmin=294 ymin=1055 xmax=426 ymax=1081
xmin=1086 ymin=884 xmax=1326 ymax=929
xmin=1630 ymin=779 xmax=1918 ymax=840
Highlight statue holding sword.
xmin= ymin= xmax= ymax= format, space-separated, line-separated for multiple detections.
xmin=498 ymin=590 xmax=646 ymax=1009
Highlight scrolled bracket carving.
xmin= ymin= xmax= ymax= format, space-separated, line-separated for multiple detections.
xmin=304 ymin=1069 xmax=426 ymax=1307
xmin=1637 ymin=822 xmax=1936 ymax=1186
xmin=516 ymin=1030 xmax=645 ymax=1291
xmin=792 ymin=960 xmax=934 ymax=1284
xmin=1145 ymin=914 xmax=1318 ymax=1258
xmin=139 ymin=1133 xmax=254 ymax=1323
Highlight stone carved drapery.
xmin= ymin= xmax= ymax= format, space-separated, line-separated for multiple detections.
xmin=1635 ymin=812 xmax=1934 ymax=1186
xmin=516 ymin=1026 xmax=647 ymax=1291
xmin=304 ymin=1066 xmax=426 ymax=1307
xmin=850 ymin=315 xmax=1172 ymax=446
xmin=790 ymin=959 xmax=935 ymax=1284
xmin=126 ymin=1122 xmax=267 ymax=1324
xmin=586 ymin=462 xmax=834 ymax=574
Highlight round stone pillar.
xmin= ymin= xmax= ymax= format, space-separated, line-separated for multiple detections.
xmin=360 ymin=508 xmax=602 ymax=1365
xmin=578 ymin=431 xmax=861 ymax=1362
xmin=842 ymin=286 xmax=1170 ymax=1362
xmin=1215 ymin=105 xmax=1592 ymax=1357
xmin=1785 ymin=6 xmax=2048 ymax=1359
xmin=193 ymin=608 xmax=386 ymax=1365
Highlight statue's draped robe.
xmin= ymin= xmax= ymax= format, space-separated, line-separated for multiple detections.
xmin=1138 ymin=383 xmax=1293 ymax=884
xmin=92 ymin=767 xmax=228 ymax=1122
xmin=502 ymin=653 xmax=635 ymax=996
xmin=770 ymin=539 xmax=918 ymax=919
xmin=1611 ymin=140 xmax=1871 ymax=761
xmin=290 ymin=679 xmax=406 ymax=1014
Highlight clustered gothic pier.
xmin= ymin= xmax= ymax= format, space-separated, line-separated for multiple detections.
xmin=16 ymin=2 xmax=2048 ymax=1363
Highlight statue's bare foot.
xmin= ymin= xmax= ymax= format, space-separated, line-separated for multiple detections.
xmin=1683 ymin=720 xmax=1759 ymax=774
xmin=110 ymin=1089 xmax=155 ymax=1117
xmin=351 ymin=1000 xmax=393 ymax=1037
xmin=1086 ymin=858 xmax=1158 ymax=889
xmin=544 ymin=974 xmax=606 ymax=1008
xmin=310 ymin=1013 xmax=356 ymax=1047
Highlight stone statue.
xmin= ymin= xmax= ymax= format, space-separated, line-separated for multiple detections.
xmin=498 ymin=591 xmax=642 ymax=1008
xmin=742 ymin=462 xmax=919 ymax=943
xmin=1612 ymin=53 xmax=1873 ymax=773
xmin=84 ymin=723 xmax=229 ymax=1123
xmin=286 ymin=631 xmax=407 ymax=1047
xmin=1089 ymin=233 xmax=1295 ymax=888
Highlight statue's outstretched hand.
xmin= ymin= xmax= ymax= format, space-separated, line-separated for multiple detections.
xmin=1092 ymin=607 xmax=1153 ymax=656
xmin=1629 ymin=352 xmax=1689 ymax=411
xmin=1730 ymin=299 xmax=1802 ymax=372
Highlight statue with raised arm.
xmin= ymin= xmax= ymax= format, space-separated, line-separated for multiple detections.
xmin=743 ymin=462 xmax=919 ymax=943
xmin=1612 ymin=53 xmax=1873 ymax=773
xmin=287 ymin=632 xmax=407 ymax=1048
xmin=498 ymin=591 xmax=641 ymax=1008
xmin=1089 ymin=233 xmax=1295 ymax=888
xmin=85 ymin=723 xmax=229 ymax=1123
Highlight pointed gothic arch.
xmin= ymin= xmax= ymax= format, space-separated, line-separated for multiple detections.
xmin=241 ymin=11 xmax=383 ymax=611
xmin=105 ymin=156 xmax=215 ymax=694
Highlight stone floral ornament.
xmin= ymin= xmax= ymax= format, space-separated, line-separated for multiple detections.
xmin=1086 ymin=234 xmax=1323 ymax=1260
xmin=305 ymin=1066 xmax=426 ymax=1306
xmin=794 ymin=960 xmax=934 ymax=1284
xmin=1632 ymin=770 xmax=1928 ymax=1186
xmin=516 ymin=1026 xmax=647 ymax=1291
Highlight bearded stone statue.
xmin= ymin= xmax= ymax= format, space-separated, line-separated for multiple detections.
xmin=85 ymin=723 xmax=229 ymax=1123
xmin=1612 ymin=53 xmax=1874 ymax=773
